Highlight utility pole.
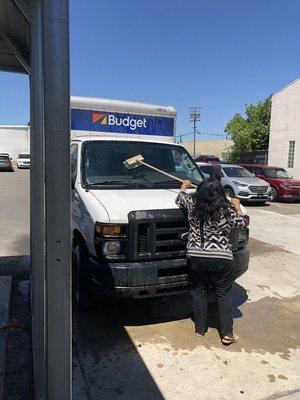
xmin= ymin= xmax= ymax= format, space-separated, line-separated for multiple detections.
xmin=189 ymin=106 xmax=201 ymax=157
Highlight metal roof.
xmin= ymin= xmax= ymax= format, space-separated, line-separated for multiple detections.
xmin=0 ymin=0 xmax=31 ymax=74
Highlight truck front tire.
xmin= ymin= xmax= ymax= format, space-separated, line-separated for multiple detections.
xmin=72 ymin=242 xmax=95 ymax=311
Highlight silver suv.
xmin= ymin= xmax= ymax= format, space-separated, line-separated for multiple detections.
xmin=197 ymin=163 xmax=271 ymax=204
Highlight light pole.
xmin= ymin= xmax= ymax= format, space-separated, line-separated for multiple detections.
xmin=189 ymin=106 xmax=201 ymax=157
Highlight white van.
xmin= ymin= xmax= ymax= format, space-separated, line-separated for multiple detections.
xmin=17 ymin=152 xmax=30 ymax=168
xmin=70 ymin=97 xmax=249 ymax=308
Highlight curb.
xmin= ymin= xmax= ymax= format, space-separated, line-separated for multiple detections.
xmin=0 ymin=276 xmax=12 ymax=400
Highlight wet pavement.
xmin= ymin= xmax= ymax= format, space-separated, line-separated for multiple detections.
xmin=73 ymin=203 xmax=300 ymax=400
xmin=0 ymin=170 xmax=299 ymax=399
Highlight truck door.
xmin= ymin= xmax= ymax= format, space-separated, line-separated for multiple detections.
xmin=71 ymin=143 xmax=81 ymax=229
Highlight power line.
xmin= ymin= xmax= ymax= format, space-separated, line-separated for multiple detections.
xmin=196 ymin=130 xmax=226 ymax=138
xmin=189 ymin=106 xmax=201 ymax=157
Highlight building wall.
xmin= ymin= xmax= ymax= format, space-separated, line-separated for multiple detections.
xmin=0 ymin=126 xmax=30 ymax=161
xmin=182 ymin=139 xmax=233 ymax=160
xmin=268 ymin=78 xmax=300 ymax=178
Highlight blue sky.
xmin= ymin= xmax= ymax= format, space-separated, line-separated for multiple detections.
xmin=0 ymin=0 xmax=299 ymax=142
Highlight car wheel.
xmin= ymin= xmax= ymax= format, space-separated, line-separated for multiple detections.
xmin=72 ymin=242 xmax=95 ymax=311
xmin=270 ymin=187 xmax=278 ymax=202
xmin=224 ymin=187 xmax=235 ymax=198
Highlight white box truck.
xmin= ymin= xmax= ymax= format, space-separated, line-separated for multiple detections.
xmin=70 ymin=97 xmax=249 ymax=308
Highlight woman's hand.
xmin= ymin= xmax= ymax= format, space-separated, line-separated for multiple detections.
xmin=230 ymin=197 xmax=242 ymax=214
xmin=181 ymin=180 xmax=192 ymax=191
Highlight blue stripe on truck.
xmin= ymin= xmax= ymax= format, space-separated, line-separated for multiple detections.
xmin=71 ymin=108 xmax=174 ymax=136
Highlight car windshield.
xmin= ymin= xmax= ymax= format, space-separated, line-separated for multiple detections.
xmin=265 ymin=168 xmax=291 ymax=179
xmin=82 ymin=141 xmax=203 ymax=188
xmin=222 ymin=166 xmax=253 ymax=178
xmin=199 ymin=165 xmax=214 ymax=175
xmin=18 ymin=154 xmax=30 ymax=159
xmin=0 ymin=156 xmax=9 ymax=161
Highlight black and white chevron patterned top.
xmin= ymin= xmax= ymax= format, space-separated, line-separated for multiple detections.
xmin=176 ymin=191 xmax=245 ymax=260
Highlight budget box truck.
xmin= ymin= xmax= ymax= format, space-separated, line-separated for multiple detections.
xmin=70 ymin=97 xmax=249 ymax=308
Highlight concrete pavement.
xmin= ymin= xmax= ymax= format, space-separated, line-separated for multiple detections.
xmin=74 ymin=202 xmax=300 ymax=400
xmin=0 ymin=170 xmax=299 ymax=399
xmin=0 ymin=169 xmax=29 ymax=257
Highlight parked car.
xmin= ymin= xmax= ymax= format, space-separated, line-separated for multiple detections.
xmin=17 ymin=152 xmax=30 ymax=169
xmin=0 ymin=154 xmax=13 ymax=171
xmin=194 ymin=154 xmax=220 ymax=163
xmin=241 ymin=164 xmax=300 ymax=202
xmin=197 ymin=163 xmax=271 ymax=204
xmin=0 ymin=152 xmax=12 ymax=160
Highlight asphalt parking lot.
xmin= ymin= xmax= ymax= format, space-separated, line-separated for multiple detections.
xmin=0 ymin=167 xmax=29 ymax=257
xmin=1 ymin=169 xmax=299 ymax=400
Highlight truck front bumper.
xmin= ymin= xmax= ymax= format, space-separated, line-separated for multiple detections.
xmin=90 ymin=247 xmax=249 ymax=298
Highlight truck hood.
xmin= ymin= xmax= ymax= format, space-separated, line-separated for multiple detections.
xmin=90 ymin=189 xmax=181 ymax=223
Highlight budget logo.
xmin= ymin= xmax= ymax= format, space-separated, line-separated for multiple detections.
xmin=92 ymin=112 xmax=147 ymax=131
xmin=92 ymin=113 xmax=107 ymax=124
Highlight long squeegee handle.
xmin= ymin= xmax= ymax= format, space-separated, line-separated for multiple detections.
xmin=138 ymin=160 xmax=247 ymax=213
xmin=139 ymin=160 xmax=198 ymax=188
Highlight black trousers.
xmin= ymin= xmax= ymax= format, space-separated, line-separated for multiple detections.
xmin=189 ymin=256 xmax=234 ymax=335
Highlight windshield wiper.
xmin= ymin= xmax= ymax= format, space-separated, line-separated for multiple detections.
xmin=153 ymin=179 xmax=199 ymax=187
xmin=85 ymin=179 xmax=152 ymax=188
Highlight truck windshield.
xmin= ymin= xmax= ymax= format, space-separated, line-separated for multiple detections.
xmin=82 ymin=141 xmax=202 ymax=188
xmin=265 ymin=168 xmax=291 ymax=179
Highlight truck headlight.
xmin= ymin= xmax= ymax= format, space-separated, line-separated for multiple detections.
xmin=102 ymin=241 xmax=122 ymax=256
xmin=94 ymin=222 xmax=128 ymax=260
xmin=95 ymin=224 xmax=122 ymax=236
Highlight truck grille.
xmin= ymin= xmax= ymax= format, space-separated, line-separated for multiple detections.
xmin=249 ymin=185 xmax=268 ymax=193
xmin=128 ymin=209 xmax=246 ymax=261
xmin=128 ymin=209 xmax=188 ymax=261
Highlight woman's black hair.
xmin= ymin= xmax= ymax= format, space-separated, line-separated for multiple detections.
xmin=193 ymin=177 xmax=229 ymax=222
xmin=210 ymin=164 xmax=222 ymax=182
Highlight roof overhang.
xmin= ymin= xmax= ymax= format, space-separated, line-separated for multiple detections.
xmin=0 ymin=0 xmax=31 ymax=74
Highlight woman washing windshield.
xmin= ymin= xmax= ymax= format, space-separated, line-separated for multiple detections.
xmin=175 ymin=170 xmax=245 ymax=345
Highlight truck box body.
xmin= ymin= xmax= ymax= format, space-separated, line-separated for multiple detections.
xmin=71 ymin=96 xmax=176 ymax=142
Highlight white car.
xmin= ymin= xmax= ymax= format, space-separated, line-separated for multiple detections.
xmin=197 ymin=162 xmax=271 ymax=204
xmin=17 ymin=152 xmax=30 ymax=168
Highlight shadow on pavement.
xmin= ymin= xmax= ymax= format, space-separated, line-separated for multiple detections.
xmin=73 ymin=306 xmax=165 ymax=400
xmin=73 ymin=282 xmax=247 ymax=399
xmin=0 ymin=256 xmax=33 ymax=399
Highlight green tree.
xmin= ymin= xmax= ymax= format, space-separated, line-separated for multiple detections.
xmin=225 ymin=97 xmax=271 ymax=162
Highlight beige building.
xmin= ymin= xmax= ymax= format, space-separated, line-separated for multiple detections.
xmin=182 ymin=139 xmax=233 ymax=160
xmin=0 ymin=125 xmax=30 ymax=160
xmin=269 ymin=78 xmax=300 ymax=178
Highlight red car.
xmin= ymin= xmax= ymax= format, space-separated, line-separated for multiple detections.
xmin=194 ymin=155 xmax=220 ymax=163
xmin=241 ymin=164 xmax=300 ymax=202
